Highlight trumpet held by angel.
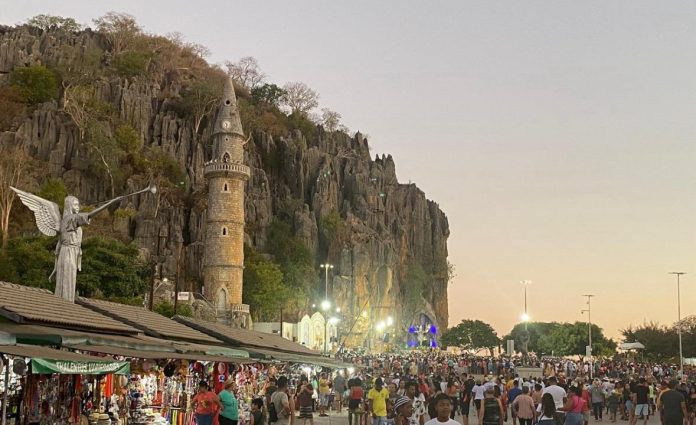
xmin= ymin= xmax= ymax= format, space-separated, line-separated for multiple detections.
xmin=10 ymin=184 xmax=157 ymax=302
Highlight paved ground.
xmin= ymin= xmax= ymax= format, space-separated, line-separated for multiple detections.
xmin=310 ymin=408 xmax=665 ymax=425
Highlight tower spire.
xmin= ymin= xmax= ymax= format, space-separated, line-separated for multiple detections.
xmin=213 ymin=77 xmax=244 ymax=138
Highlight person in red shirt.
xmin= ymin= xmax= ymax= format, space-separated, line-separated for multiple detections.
xmin=192 ymin=381 xmax=221 ymax=425
xmin=581 ymin=385 xmax=591 ymax=425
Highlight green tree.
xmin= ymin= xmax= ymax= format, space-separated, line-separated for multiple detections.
xmin=0 ymin=236 xmax=149 ymax=301
xmin=537 ymin=322 xmax=616 ymax=356
xmin=266 ymin=220 xmax=316 ymax=300
xmin=26 ymin=14 xmax=82 ymax=32
xmin=10 ymin=66 xmax=57 ymax=104
xmin=503 ymin=322 xmax=559 ymax=354
xmin=440 ymin=319 xmax=500 ymax=354
xmin=622 ymin=323 xmax=678 ymax=361
xmin=287 ymin=111 xmax=317 ymax=140
xmin=0 ymin=236 xmax=55 ymax=289
xmin=77 ymin=237 xmax=149 ymax=299
xmin=243 ymin=248 xmax=288 ymax=321
xmin=38 ymin=179 xmax=68 ymax=205
xmin=113 ymin=51 xmax=150 ymax=78
xmin=676 ymin=315 xmax=696 ymax=358
xmin=154 ymin=301 xmax=193 ymax=318
xmin=114 ymin=124 xmax=141 ymax=151
xmin=251 ymin=83 xmax=286 ymax=107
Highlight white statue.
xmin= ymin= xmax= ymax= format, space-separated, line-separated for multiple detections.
xmin=11 ymin=185 xmax=157 ymax=302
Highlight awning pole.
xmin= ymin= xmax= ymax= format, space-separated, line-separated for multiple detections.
xmin=1 ymin=355 xmax=9 ymax=425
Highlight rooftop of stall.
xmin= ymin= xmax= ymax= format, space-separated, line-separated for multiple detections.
xmin=0 ymin=282 xmax=248 ymax=362
xmin=76 ymin=297 xmax=222 ymax=345
xmin=0 ymin=282 xmax=139 ymax=335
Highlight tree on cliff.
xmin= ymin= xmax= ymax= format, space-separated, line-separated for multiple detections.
xmin=63 ymin=85 xmax=112 ymax=139
xmin=282 ymin=82 xmax=319 ymax=114
xmin=10 ymin=66 xmax=57 ymax=105
xmin=320 ymin=108 xmax=343 ymax=132
xmin=441 ymin=319 xmax=500 ymax=355
xmin=226 ymin=56 xmax=266 ymax=89
xmin=0 ymin=146 xmax=33 ymax=254
xmin=92 ymin=12 xmax=142 ymax=55
xmin=27 ymin=14 xmax=82 ymax=32
xmin=178 ymin=68 xmax=226 ymax=134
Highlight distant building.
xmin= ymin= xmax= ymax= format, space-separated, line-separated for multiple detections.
xmin=254 ymin=312 xmax=338 ymax=352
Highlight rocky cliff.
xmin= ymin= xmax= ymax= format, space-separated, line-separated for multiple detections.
xmin=0 ymin=24 xmax=450 ymax=343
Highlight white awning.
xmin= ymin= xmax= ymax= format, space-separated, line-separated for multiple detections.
xmin=619 ymin=342 xmax=645 ymax=350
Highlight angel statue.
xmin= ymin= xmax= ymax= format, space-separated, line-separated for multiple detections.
xmin=10 ymin=185 xmax=157 ymax=302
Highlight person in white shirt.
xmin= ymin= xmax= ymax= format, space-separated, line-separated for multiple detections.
xmin=542 ymin=377 xmax=567 ymax=410
xmin=472 ymin=381 xmax=486 ymax=412
xmin=541 ymin=377 xmax=567 ymax=425
xmin=424 ymin=394 xmax=461 ymax=425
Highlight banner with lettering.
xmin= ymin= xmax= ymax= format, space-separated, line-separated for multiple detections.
xmin=31 ymin=358 xmax=130 ymax=375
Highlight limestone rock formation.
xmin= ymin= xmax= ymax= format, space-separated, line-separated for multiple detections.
xmin=0 ymin=25 xmax=450 ymax=343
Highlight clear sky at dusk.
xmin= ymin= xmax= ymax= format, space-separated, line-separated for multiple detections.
xmin=2 ymin=0 xmax=695 ymax=339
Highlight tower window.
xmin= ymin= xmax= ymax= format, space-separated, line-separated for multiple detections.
xmin=223 ymin=183 xmax=229 ymax=192
xmin=225 ymin=99 xmax=231 ymax=105
xmin=223 ymin=152 xmax=230 ymax=163
xmin=222 ymin=227 xmax=228 ymax=236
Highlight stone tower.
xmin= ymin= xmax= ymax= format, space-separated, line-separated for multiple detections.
xmin=203 ymin=77 xmax=250 ymax=327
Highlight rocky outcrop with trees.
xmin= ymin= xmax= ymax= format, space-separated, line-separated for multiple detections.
xmin=0 ymin=14 xmax=451 ymax=346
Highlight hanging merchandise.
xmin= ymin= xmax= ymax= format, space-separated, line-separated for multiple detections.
xmin=213 ymin=362 xmax=228 ymax=393
xmin=129 ymin=359 xmax=205 ymax=425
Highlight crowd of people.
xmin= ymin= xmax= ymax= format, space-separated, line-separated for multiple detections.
xmin=187 ymin=351 xmax=696 ymax=425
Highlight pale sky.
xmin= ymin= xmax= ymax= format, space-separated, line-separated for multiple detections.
xmin=2 ymin=0 xmax=695 ymax=339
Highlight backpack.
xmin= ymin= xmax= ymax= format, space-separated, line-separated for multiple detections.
xmin=268 ymin=399 xmax=279 ymax=423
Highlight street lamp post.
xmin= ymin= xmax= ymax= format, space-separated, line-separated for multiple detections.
xmin=669 ymin=272 xmax=687 ymax=378
xmin=320 ymin=263 xmax=334 ymax=300
xmin=321 ymin=300 xmax=331 ymax=355
xmin=520 ymin=280 xmax=532 ymax=359
xmin=582 ymin=294 xmax=594 ymax=379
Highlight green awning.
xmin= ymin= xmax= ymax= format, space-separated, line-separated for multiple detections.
xmin=31 ymin=358 xmax=130 ymax=375
xmin=0 ymin=344 xmax=131 ymax=375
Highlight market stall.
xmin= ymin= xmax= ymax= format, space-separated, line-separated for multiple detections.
xmin=0 ymin=344 xmax=130 ymax=425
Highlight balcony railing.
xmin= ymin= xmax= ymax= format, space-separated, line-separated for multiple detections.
xmin=204 ymin=162 xmax=251 ymax=177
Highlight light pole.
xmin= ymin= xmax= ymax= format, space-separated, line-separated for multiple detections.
xmin=321 ymin=300 xmax=331 ymax=355
xmin=582 ymin=294 xmax=594 ymax=379
xmin=520 ymin=280 xmax=532 ymax=359
xmin=320 ymin=263 xmax=334 ymax=300
xmin=669 ymin=272 xmax=686 ymax=378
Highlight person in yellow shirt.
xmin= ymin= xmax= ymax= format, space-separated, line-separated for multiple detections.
xmin=368 ymin=378 xmax=390 ymax=425
xmin=318 ymin=373 xmax=331 ymax=417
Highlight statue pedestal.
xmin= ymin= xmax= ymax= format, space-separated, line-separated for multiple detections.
xmin=516 ymin=367 xmax=544 ymax=379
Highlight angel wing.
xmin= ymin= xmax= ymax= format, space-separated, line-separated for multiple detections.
xmin=10 ymin=187 xmax=61 ymax=237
